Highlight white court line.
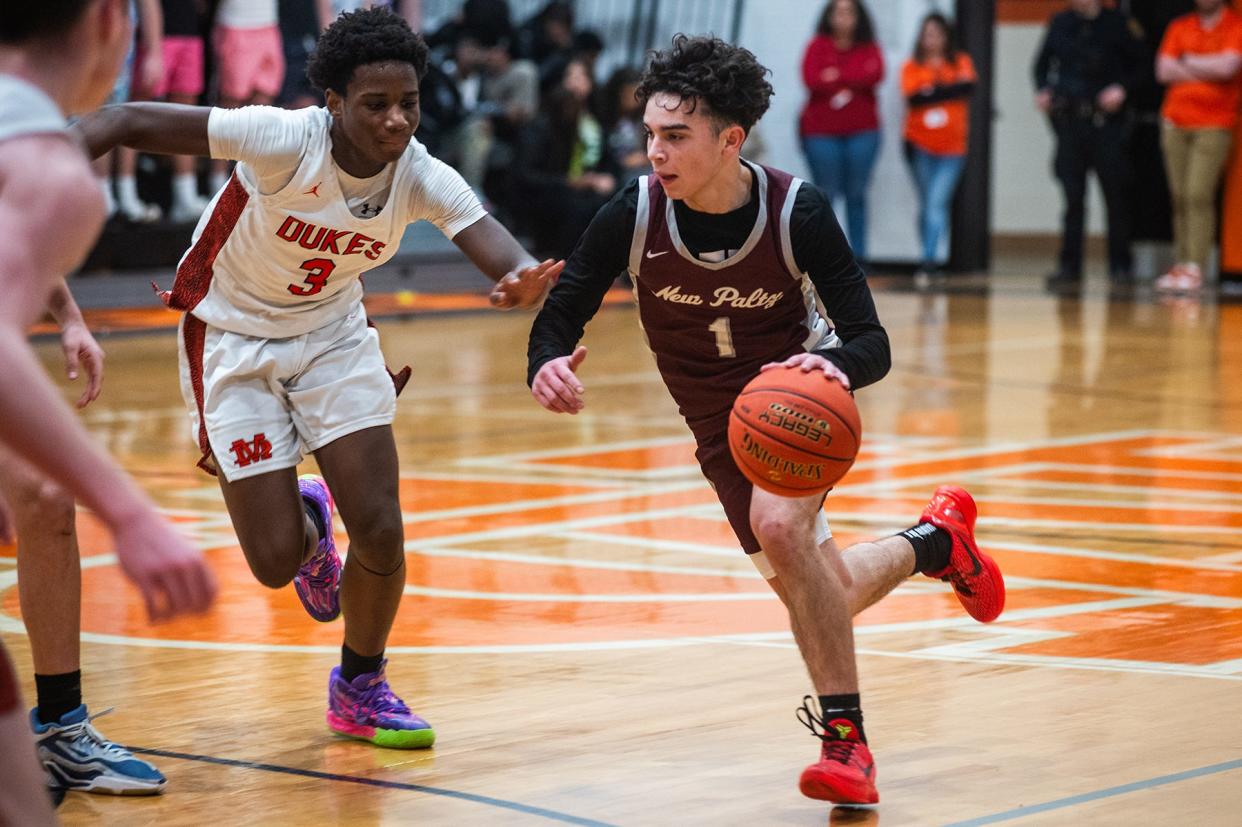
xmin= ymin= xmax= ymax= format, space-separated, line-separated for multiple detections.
xmin=401 ymin=585 xmax=773 ymax=602
xmin=552 ymin=531 xmax=741 ymax=559
xmin=399 ymin=480 xmax=705 ymax=524
xmin=820 ymin=510 xmax=1242 ymax=536
xmin=456 ymin=434 xmax=698 ymax=465
xmin=989 ymin=539 xmax=1242 ymax=572
xmin=409 ymin=546 xmax=763 ymax=579
xmin=1011 ymin=462 xmax=1242 ymax=483
xmin=964 ymin=479 xmax=1242 ymax=504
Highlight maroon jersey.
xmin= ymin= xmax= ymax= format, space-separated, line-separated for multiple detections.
xmin=629 ymin=164 xmax=836 ymax=433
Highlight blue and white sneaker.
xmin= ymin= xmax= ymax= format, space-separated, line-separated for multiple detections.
xmin=30 ymin=705 xmax=166 ymax=795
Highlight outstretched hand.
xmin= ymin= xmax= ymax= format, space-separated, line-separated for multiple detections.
xmin=532 ymin=345 xmax=588 ymax=414
xmin=490 ymin=258 xmax=564 ymax=310
xmin=760 ymin=352 xmax=851 ymax=390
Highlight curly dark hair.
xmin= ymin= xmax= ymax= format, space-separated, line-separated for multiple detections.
xmin=635 ymin=35 xmax=774 ymax=134
xmin=306 ymin=8 xmax=429 ymax=95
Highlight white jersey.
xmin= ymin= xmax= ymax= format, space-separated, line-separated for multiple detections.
xmin=172 ymin=105 xmax=487 ymax=338
xmin=0 ymin=75 xmax=68 ymax=142
xmin=216 ymin=0 xmax=278 ymax=28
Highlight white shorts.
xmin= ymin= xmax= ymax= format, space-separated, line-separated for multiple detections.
xmin=178 ymin=306 xmax=396 ymax=482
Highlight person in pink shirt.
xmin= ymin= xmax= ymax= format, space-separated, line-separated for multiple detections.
xmin=798 ymin=0 xmax=884 ymax=262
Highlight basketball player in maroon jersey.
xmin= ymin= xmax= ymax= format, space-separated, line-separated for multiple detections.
xmin=528 ymin=35 xmax=1005 ymax=805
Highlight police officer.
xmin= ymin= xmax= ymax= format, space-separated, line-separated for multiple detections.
xmin=1034 ymin=0 xmax=1148 ymax=288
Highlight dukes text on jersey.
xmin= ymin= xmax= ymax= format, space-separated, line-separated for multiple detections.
xmin=275 ymin=216 xmax=386 ymax=260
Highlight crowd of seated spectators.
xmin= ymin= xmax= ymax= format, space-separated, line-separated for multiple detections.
xmin=100 ymin=0 xmax=646 ymax=262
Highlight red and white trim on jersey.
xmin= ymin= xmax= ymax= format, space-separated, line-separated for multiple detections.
xmin=165 ymin=173 xmax=250 ymax=311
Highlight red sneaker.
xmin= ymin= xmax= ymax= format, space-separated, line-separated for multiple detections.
xmin=919 ymin=485 xmax=1005 ymax=622
xmin=796 ymin=697 xmax=879 ymax=805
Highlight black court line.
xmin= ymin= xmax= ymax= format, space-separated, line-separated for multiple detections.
xmin=128 ymin=747 xmax=617 ymax=827
xmin=942 ymin=758 xmax=1242 ymax=826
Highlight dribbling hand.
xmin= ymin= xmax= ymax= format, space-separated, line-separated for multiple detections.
xmin=113 ymin=513 xmax=217 ymax=622
xmin=760 ymin=352 xmax=851 ymax=390
xmin=532 ymin=345 xmax=587 ymax=414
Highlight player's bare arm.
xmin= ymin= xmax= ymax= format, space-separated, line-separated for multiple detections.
xmin=73 ymin=101 xmax=212 ymax=160
xmin=453 ymin=215 xmax=565 ymax=310
xmin=0 ymin=137 xmax=215 ymax=620
xmin=45 ymin=279 xmax=105 ymax=408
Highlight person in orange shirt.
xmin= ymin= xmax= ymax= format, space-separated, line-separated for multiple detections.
xmin=900 ymin=13 xmax=975 ymax=282
xmin=1155 ymin=0 xmax=1242 ymax=293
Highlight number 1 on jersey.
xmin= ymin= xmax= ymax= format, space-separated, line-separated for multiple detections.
xmin=708 ymin=316 xmax=736 ymax=358
xmin=288 ymin=257 xmax=336 ymax=296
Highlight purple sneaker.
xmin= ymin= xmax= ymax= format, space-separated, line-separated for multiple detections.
xmin=294 ymin=474 xmax=341 ymax=622
xmin=326 ymin=662 xmax=436 ymax=749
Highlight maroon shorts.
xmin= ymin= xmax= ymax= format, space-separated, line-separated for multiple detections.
xmin=692 ymin=412 xmax=763 ymax=555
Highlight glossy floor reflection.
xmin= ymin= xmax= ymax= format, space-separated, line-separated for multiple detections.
xmin=3 ymin=273 xmax=1240 ymax=825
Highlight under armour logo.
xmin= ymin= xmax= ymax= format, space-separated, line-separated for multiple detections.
xmin=359 ymin=202 xmax=383 ymax=217
xmin=229 ymin=433 xmax=273 ymax=467
xmin=304 ymin=182 xmax=322 ymax=197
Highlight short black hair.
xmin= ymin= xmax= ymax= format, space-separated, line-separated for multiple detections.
xmin=635 ymin=35 xmax=773 ymax=134
xmin=306 ymin=8 xmax=429 ymax=95
xmin=0 ymin=0 xmax=92 ymax=43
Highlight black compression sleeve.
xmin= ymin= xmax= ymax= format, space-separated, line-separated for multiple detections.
xmin=526 ymin=181 xmax=638 ymax=386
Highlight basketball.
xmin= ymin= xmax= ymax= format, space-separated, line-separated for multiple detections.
xmin=728 ymin=366 xmax=862 ymax=496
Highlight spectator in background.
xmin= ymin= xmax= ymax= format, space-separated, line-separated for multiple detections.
xmin=95 ymin=0 xmax=164 ymax=223
xmin=211 ymin=0 xmax=285 ymax=192
xmin=278 ymin=0 xmax=333 ymax=109
xmin=539 ymin=29 xmax=605 ymax=94
xmin=517 ymin=2 xmax=574 ymax=67
xmin=1034 ymin=0 xmax=1147 ymax=289
xmin=901 ymin=13 xmax=976 ymax=283
xmin=511 ymin=58 xmax=615 ymax=257
xmin=798 ymin=0 xmax=884 ymax=263
xmin=598 ymin=66 xmax=647 ymax=186
xmin=132 ymin=0 xmax=212 ymax=222
xmin=1153 ymin=0 xmax=1242 ymax=294
xmin=426 ymin=0 xmax=511 ymax=54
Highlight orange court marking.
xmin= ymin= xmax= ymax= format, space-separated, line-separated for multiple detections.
xmin=2 ymin=431 xmax=1239 ymax=669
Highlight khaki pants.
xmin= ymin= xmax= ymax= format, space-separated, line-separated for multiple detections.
xmin=1161 ymin=122 xmax=1234 ymax=269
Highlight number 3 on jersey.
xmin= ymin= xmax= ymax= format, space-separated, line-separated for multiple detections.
xmin=288 ymin=257 xmax=337 ymax=296
xmin=708 ymin=316 xmax=736 ymax=358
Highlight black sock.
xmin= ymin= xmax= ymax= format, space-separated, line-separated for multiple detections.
xmin=35 ymin=670 xmax=82 ymax=724
xmin=303 ymin=500 xmax=326 ymax=545
xmin=340 ymin=644 xmax=383 ymax=683
xmin=818 ymin=693 xmax=866 ymax=744
xmin=899 ymin=523 xmax=952 ymax=575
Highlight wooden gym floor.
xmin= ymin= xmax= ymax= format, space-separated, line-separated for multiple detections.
xmin=3 ymin=272 xmax=1241 ymax=825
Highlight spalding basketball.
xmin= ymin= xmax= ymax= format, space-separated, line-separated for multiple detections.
xmin=728 ymin=366 xmax=861 ymax=496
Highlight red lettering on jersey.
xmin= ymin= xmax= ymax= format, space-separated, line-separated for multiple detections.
xmin=318 ymin=228 xmax=349 ymax=254
xmin=229 ymin=433 xmax=273 ymax=467
xmin=364 ymin=241 xmax=386 ymax=260
xmin=276 ymin=216 xmax=304 ymax=242
xmin=299 ymin=224 xmax=327 ymax=250
xmin=344 ymin=233 xmax=374 ymax=255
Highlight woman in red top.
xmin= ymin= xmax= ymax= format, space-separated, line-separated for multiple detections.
xmin=798 ymin=0 xmax=884 ymax=262
xmin=900 ymin=13 xmax=976 ymax=278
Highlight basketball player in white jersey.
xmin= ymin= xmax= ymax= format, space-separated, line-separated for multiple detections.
xmin=0 ymin=1 xmax=218 ymax=822
xmin=76 ymin=7 xmax=561 ymax=748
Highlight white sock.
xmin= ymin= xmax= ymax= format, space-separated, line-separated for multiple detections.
xmin=173 ymin=173 xmax=200 ymax=206
xmin=116 ymin=175 xmax=142 ymax=208
xmin=98 ymin=177 xmax=116 ymax=216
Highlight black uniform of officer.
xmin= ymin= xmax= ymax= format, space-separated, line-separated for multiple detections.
xmin=1034 ymin=2 xmax=1148 ymax=286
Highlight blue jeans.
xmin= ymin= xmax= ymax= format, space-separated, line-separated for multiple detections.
xmin=801 ymin=131 xmax=881 ymax=261
xmin=906 ymin=145 xmax=966 ymax=268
